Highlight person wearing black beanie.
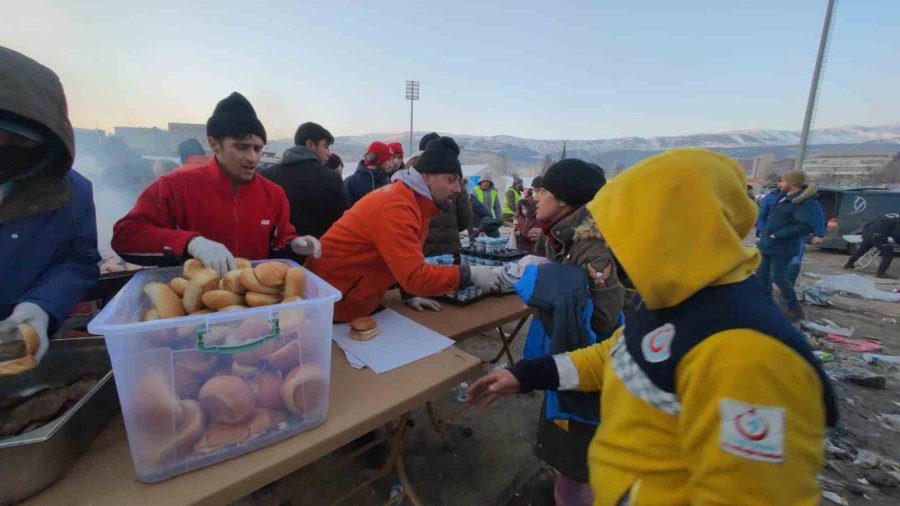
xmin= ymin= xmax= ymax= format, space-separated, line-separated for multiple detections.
xmin=525 ymin=157 xmax=624 ymax=500
xmin=113 ymin=92 xmax=324 ymax=275
xmin=307 ymin=134 xmax=501 ymax=322
xmin=540 ymin=159 xmax=607 ymax=210
xmin=418 ymin=132 xmax=440 ymax=152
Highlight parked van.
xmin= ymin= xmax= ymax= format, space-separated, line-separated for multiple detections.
xmin=817 ymin=186 xmax=900 ymax=252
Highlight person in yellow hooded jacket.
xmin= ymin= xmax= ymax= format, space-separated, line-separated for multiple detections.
xmin=469 ymin=148 xmax=837 ymax=506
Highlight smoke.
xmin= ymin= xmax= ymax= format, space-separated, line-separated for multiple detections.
xmin=72 ymin=139 xmax=146 ymax=255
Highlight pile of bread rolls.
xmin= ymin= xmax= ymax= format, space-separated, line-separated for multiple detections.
xmin=143 ymin=258 xmax=307 ymax=321
xmin=130 ymin=259 xmax=327 ymax=467
xmin=134 ymin=342 xmax=326 ymax=465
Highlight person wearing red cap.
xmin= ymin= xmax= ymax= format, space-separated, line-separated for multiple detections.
xmin=344 ymin=141 xmax=392 ymax=207
xmin=388 ymin=142 xmax=405 ymax=175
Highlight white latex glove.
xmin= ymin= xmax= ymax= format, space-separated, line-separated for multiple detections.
xmin=187 ymin=236 xmax=236 ymax=275
xmin=0 ymin=302 xmax=50 ymax=364
xmin=470 ymin=265 xmax=502 ymax=293
xmin=405 ymin=297 xmax=442 ymax=312
xmin=291 ymin=236 xmax=322 ymax=259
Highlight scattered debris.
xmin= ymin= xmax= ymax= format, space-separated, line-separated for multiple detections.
xmin=841 ymin=373 xmax=887 ymax=390
xmin=798 ymin=284 xmax=831 ymax=306
xmin=804 ymin=321 xmax=854 ymax=338
xmin=826 ymin=441 xmax=852 ymax=460
xmin=883 ymin=317 xmax=898 ymax=324
xmin=812 ymin=274 xmax=900 ymax=302
xmin=814 ymin=351 xmax=835 ymax=363
xmin=862 ymin=353 xmax=900 ymax=365
xmin=822 ymin=490 xmax=849 ymax=505
xmin=862 ymin=469 xmax=899 ymax=490
xmin=823 ymin=334 xmax=882 ymax=353
xmin=853 ymin=449 xmax=883 ymax=469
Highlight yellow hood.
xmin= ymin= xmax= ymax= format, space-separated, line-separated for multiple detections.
xmin=587 ymin=148 xmax=759 ymax=310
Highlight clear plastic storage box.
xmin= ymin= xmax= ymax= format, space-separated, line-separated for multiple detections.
xmin=87 ymin=260 xmax=341 ymax=482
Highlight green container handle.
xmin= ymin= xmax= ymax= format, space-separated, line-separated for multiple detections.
xmin=196 ymin=317 xmax=281 ymax=354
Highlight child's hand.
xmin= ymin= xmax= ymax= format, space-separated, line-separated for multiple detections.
xmin=467 ymin=369 xmax=521 ymax=408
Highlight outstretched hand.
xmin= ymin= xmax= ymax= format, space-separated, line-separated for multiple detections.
xmin=467 ymin=368 xmax=521 ymax=408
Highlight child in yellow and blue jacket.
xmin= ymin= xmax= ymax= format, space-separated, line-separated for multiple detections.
xmin=469 ymin=148 xmax=837 ymax=506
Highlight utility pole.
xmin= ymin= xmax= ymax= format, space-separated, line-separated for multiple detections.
xmin=405 ymin=80 xmax=420 ymax=155
xmin=796 ymin=0 xmax=837 ymax=170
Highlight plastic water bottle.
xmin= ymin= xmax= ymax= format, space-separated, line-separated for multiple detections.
xmin=455 ymin=382 xmax=469 ymax=402
xmin=389 ymin=481 xmax=404 ymax=503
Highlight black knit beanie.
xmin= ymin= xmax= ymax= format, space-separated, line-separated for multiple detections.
xmin=418 ymin=132 xmax=439 ymax=152
xmin=206 ymin=92 xmax=267 ymax=144
xmin=416 ymin=136 xmax=462 ymax=177
xmin=542 ymin=159 xmax=606 ymax=208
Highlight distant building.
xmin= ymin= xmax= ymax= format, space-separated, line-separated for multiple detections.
xmin=751 ymin=154 xmax=775 ymax=182
xmin=802 ymin=153 xmax=896 ymax=184
xmin=113 ymin=126 xmax=170 ymax=156
xmin=168 ymin=123 xmax=208 ymax=154
xmin=73 ymin=128 xmax=106 ymax=157
xmin=260 ymin=150 xmax=282 ymax=165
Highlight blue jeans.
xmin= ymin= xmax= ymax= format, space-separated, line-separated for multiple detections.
xmin=788 ymin=244 xmax=805 ymax=286
xmin=756 ymin=254 xmax=799 ymax=308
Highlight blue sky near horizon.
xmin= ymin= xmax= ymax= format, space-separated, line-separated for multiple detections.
xmin=5 ymin=0 xmax=899 ymax=140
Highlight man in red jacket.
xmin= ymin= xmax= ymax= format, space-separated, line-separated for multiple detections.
xmin=112 ymin=92 xmax=321 ymax=274
xmin=307 ymin=136 xmax=501 ymax=322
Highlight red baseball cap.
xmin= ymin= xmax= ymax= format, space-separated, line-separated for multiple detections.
xmin=388 ymin=142 xmax=404 ymax=158
xmin=365 ymin=141 xmax=392 ymax=167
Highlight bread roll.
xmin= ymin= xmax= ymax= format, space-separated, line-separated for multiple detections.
xmin=194 ymin=421 xmax=250 ymax=454
xmin=133 ymin=371 xmax=185 ymax=432
xmin=183 ymin=258 xmax=205 ymax=279
xmin=175 ymin=351 xmax=219 ymax=377
xmin=267 ymin=341 xmax=300 ymax=373
xmin=235 ymin=258 xmax=251 ymax=270
xmin=182 ymin=268 xmax=219 ymax=314
xmin=245 ymin=292 xmax=281 ymax=307
xmin=16 ymin=323 xmax=40 ymax=356
xmin=281 ymin=364 xmax=327 ymax=414
xmin=221 ymin=270 xmax=247 ymax=295
xmin=144 ymin=282 xmax=186 ymax=319
xmin=230 ymin=360 xmax=260 ymax=379
xmin=254 ymin=262 xmax=289 ymax=287
xmin=248 ymin=408 xmax=286 ymax=435
xmin=239 ymin=268 xmax=283 ymax=296
xmin=282 ymin=296 xmax=302 ymax=303
xmin=198 ymin=375 xmax=256 ymax=424
xmin=284 ymin=268 xmax=306 ymax=298
xmin=174 ymin=399 xmax=206 ymax=455
xmin=249 ymin=371 xmax=285 ymax=411
xmin=169 ymin=277 xmax=190 ymax=297
xmin=174 ymin=365 xmax=202 ymax=399
xmin=349 ymin=316 xmax=378 ymax=341
xmin=218 ymin=305 xmax=248 ymax=312
xmin=0 ymin=354 xmax=37 ymax=375
xmin=201 ymin=290 xmax=244 ymax=310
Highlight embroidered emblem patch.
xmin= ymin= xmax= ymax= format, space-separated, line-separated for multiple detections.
xmin=719 ymin=398 xmax=785 ymax=463
xmin=640 ymin=323 xmax=675 ymax=363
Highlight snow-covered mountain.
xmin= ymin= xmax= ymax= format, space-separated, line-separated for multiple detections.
xmin=266 ymin=123 xmax=900 ymax=167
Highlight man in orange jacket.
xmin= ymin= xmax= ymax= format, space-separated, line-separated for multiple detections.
xmin=307 ymin=136 xmax=501 ymax=322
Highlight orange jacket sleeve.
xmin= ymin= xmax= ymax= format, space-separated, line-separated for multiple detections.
xmin=372 ymin=198 xmax=461 ymax=296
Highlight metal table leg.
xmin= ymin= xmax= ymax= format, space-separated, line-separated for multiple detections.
xmin=487 ymin=316 xmax=529 ymax=365
xmin=333 ymin=412 xmax=425 ymax=505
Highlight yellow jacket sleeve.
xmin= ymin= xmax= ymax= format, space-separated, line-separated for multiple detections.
xmin=677 ymin=329 xmax=826 ymax=505
xmin=566 ymin=329 xmax=622 ymax=392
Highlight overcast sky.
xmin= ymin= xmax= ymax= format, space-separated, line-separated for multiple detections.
xmin=6 ymin=0 xmax=898 ymax=140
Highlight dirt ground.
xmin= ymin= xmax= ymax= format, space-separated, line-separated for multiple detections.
xmin=230 ymin=248 xmax=900 ymax=506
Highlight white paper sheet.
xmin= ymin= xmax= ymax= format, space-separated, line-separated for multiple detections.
xmin=332 ymin=309 xmax=455 ymax=373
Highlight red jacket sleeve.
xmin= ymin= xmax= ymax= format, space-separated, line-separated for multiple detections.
xmin=111 ymin=178 xmax=198 ymax=265
xmin=373 ymin=199 xmax=460 ymax=295
xmin=271 ymin=186 xmax=298 ymax=249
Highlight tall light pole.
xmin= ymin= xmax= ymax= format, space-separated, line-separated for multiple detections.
xmin=796 ymin=0 xmax=837 ymax=170
xmin=405 ymin=80 xmax=420 ymax=155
